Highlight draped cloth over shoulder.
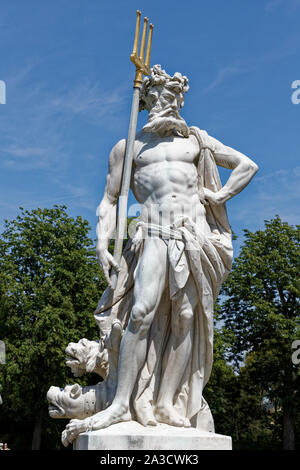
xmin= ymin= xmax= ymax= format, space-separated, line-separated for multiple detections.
xmin=94 ymin=127 xmax=233 ymax=431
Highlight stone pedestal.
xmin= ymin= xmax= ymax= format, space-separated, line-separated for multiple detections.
xmin=73 ymin=421 xmax=232 ymax=450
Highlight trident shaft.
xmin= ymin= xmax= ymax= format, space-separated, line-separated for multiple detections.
xmin=111 ymin=11 xmax=154 ymax=289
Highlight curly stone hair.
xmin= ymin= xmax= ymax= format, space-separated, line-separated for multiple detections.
xmin=139 ymin=64 xmax=189 ymax=111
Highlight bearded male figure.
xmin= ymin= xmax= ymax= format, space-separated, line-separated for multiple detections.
xmin=64 ymin=65 xmax=258 ymax=444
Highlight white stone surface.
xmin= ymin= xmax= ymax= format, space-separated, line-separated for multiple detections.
xmin=73 ymin=421 xmax=232 ymax=450
xmin=47 ymin=65 xmax=258 ymax=447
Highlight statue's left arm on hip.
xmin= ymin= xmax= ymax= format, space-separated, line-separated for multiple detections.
xmin=202 ymin=134 xmax=259 ymax=206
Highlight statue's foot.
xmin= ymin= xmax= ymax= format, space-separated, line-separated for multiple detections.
xmin=155 ymin=404 xmax=191 ymax=428
xmin=87 ymin=403 xmax=131 ymax=431
xmin=62 ymin=418 xmax=89 ymax=447
xmin=61 ymin=404 xmax=131 ymax=447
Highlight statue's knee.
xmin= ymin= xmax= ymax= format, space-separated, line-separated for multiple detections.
xmin=180 ymin=308 xmax=193 ymax=328
xmin=173 ymin=308 xmax=193 ymax=336
xmin=129 ymin=303 xmax=151 ymax=335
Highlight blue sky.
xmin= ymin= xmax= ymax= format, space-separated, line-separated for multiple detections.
xmin=0 ymin=0 xmax=299 ymax=255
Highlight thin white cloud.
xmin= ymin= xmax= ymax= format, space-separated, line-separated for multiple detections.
xmin=203 ymin=66 xmax=245 ymax=93
xmin=0 ymin=65 xmax=128 ymax=172
xmin=0 ymin=177 xmax=95 ymax=225
xmin=204 ymin=28 xmax=300 ymax=93
xmin=254 ymin=168 xmax=289 ymax=183
xmin=265 ymin=0 xmax=300 ymax=14
xmin=48 ymin=79 xmax=128 ymax=121
xmin=2 ymin=145 xmax=50 ymax=158
xmin=0 ymin=62 xmax=127 ymax=224
xmin=265 ymin=0 xmax=283 ymax=13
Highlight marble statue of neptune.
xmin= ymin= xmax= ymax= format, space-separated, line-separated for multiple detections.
xmin=63 ymin=65 xmax=258 ymax=444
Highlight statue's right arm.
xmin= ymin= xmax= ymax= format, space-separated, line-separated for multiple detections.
xmin=96 ymin=139 xmax=126 ymax=287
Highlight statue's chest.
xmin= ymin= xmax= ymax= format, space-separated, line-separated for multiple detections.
xmin=134 ymin=136 xmax=199 ymax=167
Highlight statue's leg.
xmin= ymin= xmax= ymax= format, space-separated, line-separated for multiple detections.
xmin=63 ymin=238 xmax=167 ymax=443
xmin=155 ymin=274 xmax=198 ymax=427
xmin=112 ymin=236 xmax=168 ymax=408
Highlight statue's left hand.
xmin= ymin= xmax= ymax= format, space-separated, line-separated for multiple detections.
xmin=203 ymin=188 xmax=224 ymax=206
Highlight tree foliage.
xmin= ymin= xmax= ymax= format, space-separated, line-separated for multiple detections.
xmin=0 ymin=209 xmax=299 ymax=450
xmin=219 ymin=216 xmax=300 ymax=449
xmin=205 ymin=307 xmax=274 ymax=450
xmin=0 ymin=206 xmax=106 ymax=449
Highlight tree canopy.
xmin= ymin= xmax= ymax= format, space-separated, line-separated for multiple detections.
xmin=219 ymin=216 xmax=300 ymax=449
xmin=0 ymin=210 xmax=299 ymax=450
xmin=0 ymin=206 xmax=105 ymax=449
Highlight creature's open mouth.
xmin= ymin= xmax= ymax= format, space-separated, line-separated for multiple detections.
xmin=65 ymin=357 xmax=80 ymax=367
xmin=48 ymin=403 xmax=65 ymax=418
xmin=47 ymin=386 xmax=66 ymax=418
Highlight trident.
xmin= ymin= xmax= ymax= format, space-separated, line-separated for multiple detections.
xmin=111 ymin=10 xmax=154 ymax=289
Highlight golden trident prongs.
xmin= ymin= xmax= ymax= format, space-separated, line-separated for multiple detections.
xmin=130 ymin=10 xmax=154 ymax=88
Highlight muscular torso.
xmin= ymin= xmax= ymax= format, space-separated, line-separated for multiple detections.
xmin=131 ymin=131 xmax=211 ymax=234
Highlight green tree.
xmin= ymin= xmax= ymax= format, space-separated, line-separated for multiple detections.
xmin=220 ymin=216 xmax=300 ymax=449
xmin=205 ymin=308 xmax=273 ymax=449
xmin=0 ymin=206 xmax=106 ymax=449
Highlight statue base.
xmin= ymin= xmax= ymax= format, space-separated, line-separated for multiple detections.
xmin=73 ymin=421 xmax=232 ymax=450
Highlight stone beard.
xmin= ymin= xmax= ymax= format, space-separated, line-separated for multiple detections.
xmin=142 ymin=105 xmax=190 ymax=138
